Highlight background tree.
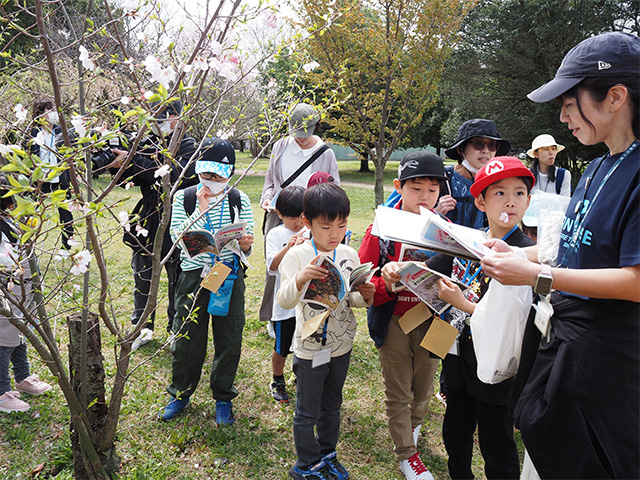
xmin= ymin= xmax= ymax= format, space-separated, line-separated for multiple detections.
xmin=439 ymin=0 xmax=638 ymax=179
xmin=296 ymin=0 xmax=478 ymax=205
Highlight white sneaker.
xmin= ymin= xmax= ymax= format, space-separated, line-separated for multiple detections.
xmin=400 ymin=453 xmax=435 ymax=480
xmin=412 ymin=424 xmax=422 ymax=448
xmin=267 ymin=321 xmax=275 ymax=339
xmin=131 ymin=328 xmax=154 ymax=352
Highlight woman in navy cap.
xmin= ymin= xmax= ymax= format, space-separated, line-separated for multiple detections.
xmin=482 ymin=31 xmax=639 ymax=478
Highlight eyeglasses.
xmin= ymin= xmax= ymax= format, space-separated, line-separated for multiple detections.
xmin=199 ymin=172 xmax=226 ymax=181
xmin=468 ymin=139 xmax=499 ymax=152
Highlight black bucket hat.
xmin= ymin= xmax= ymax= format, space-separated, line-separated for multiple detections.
xmin=444 ymin=119 xmax=511 ymax=161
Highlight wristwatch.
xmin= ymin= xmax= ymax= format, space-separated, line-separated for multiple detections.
xmin=534 ymin=264 xmax=554 ymax=296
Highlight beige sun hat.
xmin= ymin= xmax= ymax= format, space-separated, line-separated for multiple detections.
xmin=527 ymin=134 xmax=565 ymax=158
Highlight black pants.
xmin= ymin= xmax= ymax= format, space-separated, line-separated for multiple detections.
xmin=443 ymin=354 xmax=520 ymax=479
xmin=130 ymin=249 xmax=180 ymax=332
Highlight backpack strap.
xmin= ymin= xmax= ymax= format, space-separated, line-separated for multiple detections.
xmin=555 ymin=168 xmax=565 ymax=195
xmin=378 ymin=236 xmax=396 ymax=270
xmin=182 ymin=185 xmax=242 ymax=220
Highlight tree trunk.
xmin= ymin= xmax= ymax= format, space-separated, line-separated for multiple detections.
xmin=374 ymin=160 xmax=386 ymax=206
xmin=68 ymin=313 xmax=120 ymax=479
xmin=358 ymin=153 xmax=371 ymax=173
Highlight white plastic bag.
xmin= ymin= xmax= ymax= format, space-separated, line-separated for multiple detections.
xmin=470 ymin=279 xmax=532 ymax=384
xmin=536 ymin=191 xmax=571 ymax=267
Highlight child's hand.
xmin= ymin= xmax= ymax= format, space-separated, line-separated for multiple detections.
xmin=197 ymin=185 xmax=212 ymax=213
xmin=295 ymin=255 xmax=327 ymax=290
xmin=356 ymin=281 xmax=376 ymax=303
xmin=381 ymin=262 xmax=402 ymax=292
xmin=287 ymin=231 xmax=306 ymax=249
xmin=239 ymin=234 xmax=254 ymax=252
xmin=435 ymin=194 xmax=457 ymax=215
xmin=436 ymin=278 xmax=466 ymax=310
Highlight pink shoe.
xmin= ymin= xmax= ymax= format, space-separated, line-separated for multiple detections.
xmin=15 ymin=375 xmax=52 ymax=395
xmin=0 ymin=391 xmax=30 ymax=412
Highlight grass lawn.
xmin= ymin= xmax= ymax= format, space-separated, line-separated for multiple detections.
xmin=0 ymin=158 xmax=522 ymax=479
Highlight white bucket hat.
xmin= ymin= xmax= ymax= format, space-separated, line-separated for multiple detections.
xmin=527 ymin=134 xmax=565 ymax=158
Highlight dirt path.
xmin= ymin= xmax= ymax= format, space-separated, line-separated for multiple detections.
xmin=236 ymin=169 xmax=394 ymax=192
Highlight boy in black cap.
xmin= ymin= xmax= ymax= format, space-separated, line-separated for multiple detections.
xmin=160 ymin=138 xmax=254 ymax=424
xmin=437 ymin=119 xmax=511 ymax=230
xmin=358 ymin=151 xmax=447 ymax=480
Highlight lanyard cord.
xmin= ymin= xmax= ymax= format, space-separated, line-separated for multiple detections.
xmin=203 ymin=187 xmax=227 ymax=266
xmin=558 ymin=140 xmax=639 ymax=268
xmin=310 ymin=238 xmax=336 ymax=261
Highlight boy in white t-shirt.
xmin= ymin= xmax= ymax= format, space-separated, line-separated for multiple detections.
xmin=265 ymin=186 xmax=308 ymax=403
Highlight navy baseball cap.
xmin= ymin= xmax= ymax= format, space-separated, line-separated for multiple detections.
xmin=528 ymin=32 xmax=640 ymax=103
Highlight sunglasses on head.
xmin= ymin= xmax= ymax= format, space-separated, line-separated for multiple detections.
xmin=468 ymin=139 xmax=499 ymax=152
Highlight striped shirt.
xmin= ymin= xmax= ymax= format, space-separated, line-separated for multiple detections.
xmin=170 ymin=186 xmax=254 ymax=271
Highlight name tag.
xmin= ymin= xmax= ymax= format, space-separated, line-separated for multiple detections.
xmin=533 ymin=296 xmax=554 ymax=338
xmin=312 ymin=346 xmax=332 ymax=368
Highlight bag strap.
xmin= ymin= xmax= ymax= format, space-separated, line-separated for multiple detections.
xmin=555 ymin=168 xmax=564 ymax=195
xmin=280 ymin=144 xmax=329 ymax=189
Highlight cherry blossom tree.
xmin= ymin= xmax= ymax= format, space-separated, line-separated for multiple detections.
xmin=0 ymin=0 xmax=329 ymax=477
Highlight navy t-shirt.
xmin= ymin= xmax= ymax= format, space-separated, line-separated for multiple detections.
xmin=557 ymin=145 xmax=639 ymax=299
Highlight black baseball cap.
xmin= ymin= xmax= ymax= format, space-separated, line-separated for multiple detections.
xmin=528 ymin=32 xmax=640 ymax=103
xmin=195 ymin=138 xmax=236 ymax=178
xmin=444 ymin=119 xmax=511 ymax=161
xmin=397 ymin=151 xmax=447 ymax=181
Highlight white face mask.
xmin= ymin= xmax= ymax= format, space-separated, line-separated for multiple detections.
xmin=46 ymin=111 xmax=59 ymax=124
xmin=200 ymin=177 xmax=229 ymax=197
xmin=461 ymin=159 xmax=480 ymax=175
xmin=159 ymin=120 xmax=174 ymax=136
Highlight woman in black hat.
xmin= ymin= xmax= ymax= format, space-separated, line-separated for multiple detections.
xmin=482 ymin=32 xmax=639 ymax=478
xmin=438 ymin=119 xmax=511 ymax=229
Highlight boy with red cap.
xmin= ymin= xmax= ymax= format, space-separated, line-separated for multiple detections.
xmin=383 ymin=156 xmax=536 ymax=479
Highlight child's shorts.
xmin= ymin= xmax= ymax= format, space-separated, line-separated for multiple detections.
xmin=273 ymin=317 xmax=296 ymax=357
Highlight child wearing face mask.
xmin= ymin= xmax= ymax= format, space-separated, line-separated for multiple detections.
xmin=436 ymin=119 xmax=512 ymax=230
xmin=161 ymin=138 xmax=254 ymax=425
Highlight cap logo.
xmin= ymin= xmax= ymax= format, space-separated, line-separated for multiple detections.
xmin=598 ymin=61 xmax=611 ymax=70
xmin=485 ymin=160 xmax=504 ymax=176
xmin=399 ymin=159 xmax=419 ymax=173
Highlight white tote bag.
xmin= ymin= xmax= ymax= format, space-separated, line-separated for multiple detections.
xmin=470 ymin=279 xmax=532 ymax=384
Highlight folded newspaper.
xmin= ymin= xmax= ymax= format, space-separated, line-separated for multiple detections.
xmin=372 ymin=206 xmax=491 ymax=260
